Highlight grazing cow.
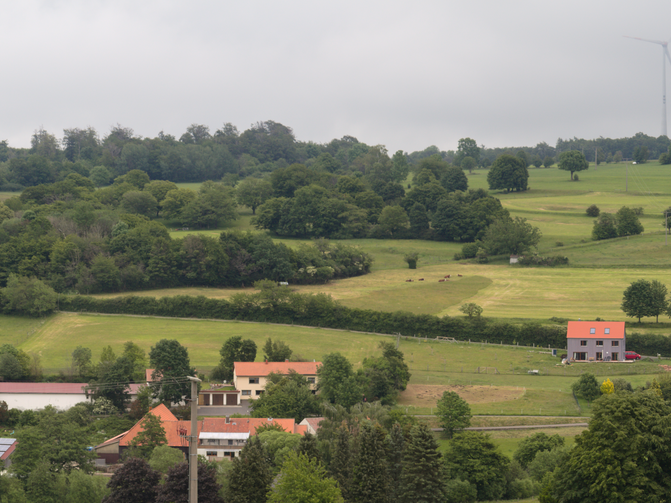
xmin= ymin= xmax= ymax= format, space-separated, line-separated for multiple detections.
xmin=406 ymin=279 xmax=413 ymax=282
xmin=438 ymin=279 xmax=445 ymax=282
xmin=418 ymin=278 xmax=424 ymax=281
xmin=458 ymin=274 xmax=463 ymax=277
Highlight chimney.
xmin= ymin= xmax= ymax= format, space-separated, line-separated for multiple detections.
xmin=265 ymin=359 xmax=268 ymax=364
xmin=225 ymin=416 xmax=230 ymax=424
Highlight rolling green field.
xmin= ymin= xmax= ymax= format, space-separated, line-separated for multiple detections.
xmin=1 ymin=312 xmax=664 ymax=417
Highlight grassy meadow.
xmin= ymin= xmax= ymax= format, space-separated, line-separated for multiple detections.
xmin=1 ymin=311 xmax=665 ymax=418
xmin=4 ymin=161 xmax=671 ymax=430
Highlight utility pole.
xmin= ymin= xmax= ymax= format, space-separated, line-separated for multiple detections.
xmin=666 ymin=210 xmax=668 ymax=245
xmin=595 ymin=148 xmax=598 ymax=169
xmin=187 ymin=375 xmax=201 ymax=503
xmin=626 ymin=162 xmax=628 ymax=192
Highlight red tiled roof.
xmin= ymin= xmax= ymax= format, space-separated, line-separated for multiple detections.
xmin=201 ymin=417 xmax=298 ymax=435
xmin=234 ymin=361 xmax=320 ymax=377
xmin=295 ymin=424 xmax=308 ymax=436
xmin=95 ymin=431 xmax=129 ymax=449
xmin=301 ymin=417 xmax=324 ymax=432
xmin=0 ymin=383 xmax=88 ymax=394
xmin=567 ymin=321 xmax=625 ymax=339
xmin=120 ymin=404 xmax=179 ymax=446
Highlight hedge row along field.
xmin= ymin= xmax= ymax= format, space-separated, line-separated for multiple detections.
xmin=59 ymin=292 xmax=671 ymax=356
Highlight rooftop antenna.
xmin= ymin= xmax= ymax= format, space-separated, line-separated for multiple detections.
xmin=624 ymin=35 xmax=671 ymax=137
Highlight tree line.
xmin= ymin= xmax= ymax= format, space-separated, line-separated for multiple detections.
xmin=0 ymin=181 xmax=372 ymax=292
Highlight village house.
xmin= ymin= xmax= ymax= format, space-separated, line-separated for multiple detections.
xmin=94 ymin=404 xmax=307 ymax=464
xmin=567 ymin=321 xmax=626 ymax=362
xmin=233 ymin=361 xmax=320 ymax=400
xmin=298 ymin=417 xmax=324 ymax=436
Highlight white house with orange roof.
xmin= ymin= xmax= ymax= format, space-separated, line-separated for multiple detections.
xmin=93 ymin=404 xmax=306 ymax=464
xmin=233 ymin=361 xmax=320 ymax=400
xmin=567 ymin=321 xmax=626 ymax=362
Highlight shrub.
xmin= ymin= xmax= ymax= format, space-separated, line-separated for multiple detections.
xmin=555 ymin=241 xmax=564 ymax=247
xmin=573 ymin=174 xmax=579 ymax=181
xmin=518 ymin=256 xmax=569 ymax=267
xmin=404 ymin=252 xmax=419 ymax=269
xmin=461 ymin=243 xmax=479 ymax=259
xmin=586 ymin=204 xmax=600 ymax=217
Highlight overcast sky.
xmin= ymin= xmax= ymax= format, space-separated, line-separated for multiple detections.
xmin=2 ymin=0 xmax=671 ymax=153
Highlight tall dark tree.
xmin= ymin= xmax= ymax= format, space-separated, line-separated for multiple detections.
xmin=92 ymin=356 xmax=135 ymax=410
xmin=399 ymin=424 xmax=446 ymax=503
xmin=298 ymin=431 xmax=321 ymax=463
xmin=149 ymin=339 xmax=195 ymax=404
xmin=408 ymin=203 xmax=430 ymax=234
xmin=156 ymin=461 xmax=224 ymax=503
xmin=329 ymin=426 xmax=352 ymax=502
xmin=621 ymin=279 xmax=657 ymax=323
xmin=103 ymin=457 xmax=160 ymax=503
xmin=317 ymin=353 xmax=363 ymax=409
xmin=227 ymin=437 xmax=273 ymax=503
xmin=386 ymin=422 xmax=405 ymax=503
xmin=350 ymin=423 xmax=389 ymax=503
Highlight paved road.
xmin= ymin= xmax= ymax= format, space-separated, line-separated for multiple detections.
xmin=431 ymin=423 xmax=588 ymax=432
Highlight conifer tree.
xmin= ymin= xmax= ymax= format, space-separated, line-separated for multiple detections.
xmin=386 ymin=422 xmax=405 ymax=503
xmin=298 ymin=431 xmax=320 ymax=463
xmin=329 ymin=426 xmax=352 ymax=501
xmin=227 ymin=437 xmax=272 ymax=503
xmin=399 ymin=424 xmax=446 ymax=503
xmin=350 ymin=423 xmax=389 ymax=503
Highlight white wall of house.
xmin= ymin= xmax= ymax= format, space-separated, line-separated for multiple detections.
xmin=0 ymin=393 xmax=90 ymax=410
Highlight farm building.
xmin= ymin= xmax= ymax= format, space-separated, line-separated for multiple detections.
xmin=567 ymin=321 xmax=625 ymax=362
xmin=0 ymin=382 xmax=144 ymax=411
xmin=233 ymin=361 xmax=320 ymax=400
xmin=0 ymin=438 xmax=17 ymax=469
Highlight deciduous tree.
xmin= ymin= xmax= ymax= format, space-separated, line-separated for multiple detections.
xmin=268 ymin=452 xmax=343 ymax=503
xmin=487 ymin=154 xmax=528 ymax=192
xmin=212 ymin=336 xmax=257 ymax=382
xmin=482 ymin=217 xmax=542 ymax=255
xmin=622 ymin=279 xmax=656 ymax=323
xmin=103 ymin=457 xmax=160 ymax=503
xmin=552 ymin=392 xmax=671 ymax=503
xmin=149 ymin=339 xmax=195 ymax=404
xmin=236 ymin=178 xmax=273 ymax=215
xmin=512 ymin=432 xmax=564 ymax=468
xmin=436 ymin=391 xmax=471 ymax=438
xmin=558 ymin=150 xmax=588 ymax=181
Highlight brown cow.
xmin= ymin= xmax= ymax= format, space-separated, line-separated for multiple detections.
xmin=418 ymin=278 xmax=424 ymax=281
xmin=406 ymin=279 xmax=413 ymax=282
xmin=458 ymin=274 xmax=463 ymax=277
xmin=438 ymin=279 xmax=445 ymax=282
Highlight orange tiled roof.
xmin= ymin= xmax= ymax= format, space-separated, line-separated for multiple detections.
xmin=234 ymin=361 xmax=320 ymax=377
xmin=567 ymin=321 xmax=625 ymax=339
xmin=119 ymin=404 xmax=179 ymax=446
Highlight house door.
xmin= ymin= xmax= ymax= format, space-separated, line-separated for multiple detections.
xmin=612 ymin=352 xmax=619 ymax=361
xmin=226 ymin=393 xmax=237 ymax=405
xmin=213 ymin=394 xmax=224 ymax=406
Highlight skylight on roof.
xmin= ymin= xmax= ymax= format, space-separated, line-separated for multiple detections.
xmin=590 ymin=328 xmax=596 ymax=334
xmin=605 ymin=328 xmax=610 ymax=334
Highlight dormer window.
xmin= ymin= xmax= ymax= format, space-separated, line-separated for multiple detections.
xmin=604 ymin=328 xmax=610 ymax=334
xmin=590 ymin=328 xmax=596 ymax=334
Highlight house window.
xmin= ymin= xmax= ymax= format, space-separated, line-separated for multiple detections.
xmin=580 ymin=340 xmax=587 ymax=346
xmin=228 ymin=440 xmax=233 ymax=446
xmin=256 ymin=390 xmax=264 ymax=395
xmin=604 ymin=328 xmax=610 ymax=334
xmin=573 ymin=352 xmax=587 ymax=361
xmin=590 ymin=328 xmax=596 ymax=334
xmin=307 ymin=377 xmax=316 ymax=384
xmin=596 ymin=341 xmax=603 ymax=347
xmin=249 ymin=378 xmax=260 ymax=384
xmin=596 ymin=352 xmax=603 ymax=361
xmin=612 ymin=341 xmax=619 ymax=347
xmin=206 ymin=451 xmax=217 ymax=457
xmin=241 ymin=390 xmax=251 ymax=396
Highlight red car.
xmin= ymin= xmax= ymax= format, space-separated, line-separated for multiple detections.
xmin=625 ymin=351 xmax=641 ymax=360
